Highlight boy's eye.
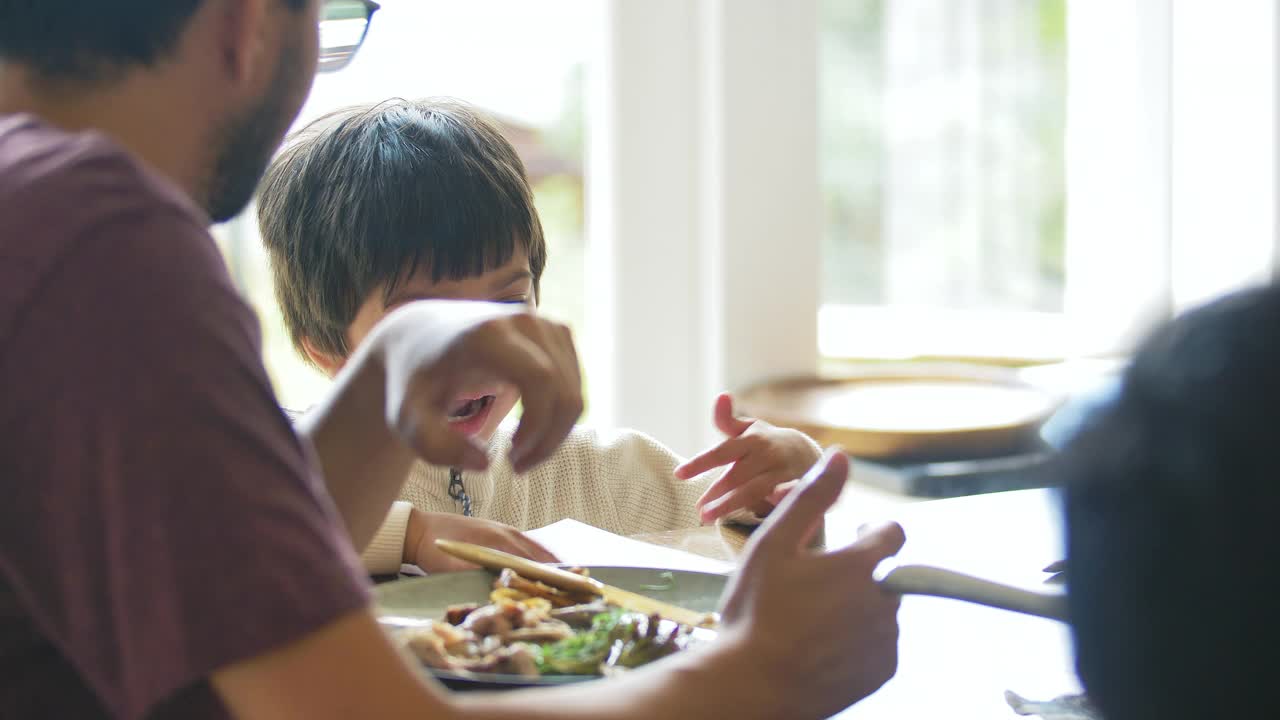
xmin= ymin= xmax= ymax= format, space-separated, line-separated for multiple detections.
xmin=497 ymin=296 xmax=530 ymax=305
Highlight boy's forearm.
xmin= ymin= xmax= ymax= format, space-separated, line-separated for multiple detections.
xmin=297 ymin=344 xmax=416 ymax=552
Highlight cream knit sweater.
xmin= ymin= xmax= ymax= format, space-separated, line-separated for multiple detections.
xmin=360 ymin=423 xmax=771 ymax=574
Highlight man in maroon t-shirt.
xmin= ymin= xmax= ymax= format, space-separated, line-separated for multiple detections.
xmin=0 ymin=2 xmax=905 ymax=719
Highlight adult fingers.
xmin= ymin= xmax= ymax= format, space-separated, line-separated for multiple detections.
xmin=713 ymin=392 xmax=755 ymax=437
xmin=828 ymin=521 xmax=907 ymax=573
xmin=553 ymin=322 xmax=583 ymax=399
xmin=485 ymin=323 xmax=578 ymax=472
xmin=510 ymin=385 xmax=578 ymax=473
xmin=744 ymin=448 xmax=849 ymax=558
xmin=692 ymin=446 xmax=772 ymax=511
xmin=514 ymin=321 xmax=583 ymax=473
xmin=531 ymin=318 xmax=582 ymax=416
xmin=853 ymin=521 xmax=907 ymax=557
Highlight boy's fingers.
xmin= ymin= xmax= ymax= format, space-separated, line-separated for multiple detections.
xmin=748 ymin=448 xmax=849 ymax=558
xmin=514 ymin=535 xmax=560 ymax=564
xmin=692 ymin=449 xmax=771 ymax=509
xmin=767 ymin=479 xmax=802 ymax=506
xmin=429 ymin=556 xmax=479 ymax=573
xmin=699 ymin=470 xmax=790 ymax=523
xmin=487 ymin=528 xmax=560 ymax=564
xmin=713 ymin=392 xmax=755 ymax=438
xmin=674 ymin=436 xmax=751 ymax=479
xmin=733 ymin=477 xmax=805 ymax=517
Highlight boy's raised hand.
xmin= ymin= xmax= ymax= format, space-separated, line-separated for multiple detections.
xmin=675 ymin=392 xmax=823 ymax=524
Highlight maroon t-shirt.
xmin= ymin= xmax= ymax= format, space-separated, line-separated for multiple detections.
xmin=0 ymin=115 xmax=371 ymax=719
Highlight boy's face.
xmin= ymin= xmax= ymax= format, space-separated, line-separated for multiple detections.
xmin=311 ymin=248 xmax=535 ymax=444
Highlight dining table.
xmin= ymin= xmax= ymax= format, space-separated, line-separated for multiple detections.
xmin=631 ymin=486 xmax=1082 ymax=720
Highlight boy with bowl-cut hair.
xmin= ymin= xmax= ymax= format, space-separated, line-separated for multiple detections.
xmin=258 ymin=98 xmax=823 ymax=574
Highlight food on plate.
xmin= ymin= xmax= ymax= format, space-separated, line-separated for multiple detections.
xmin=398 ymin=569 xmax=698 ymax=677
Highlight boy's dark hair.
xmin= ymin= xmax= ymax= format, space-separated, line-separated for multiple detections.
xmin=0 ymin=0 xmax=306 ymax=83
xmin=1061 ymin=284 xmax=1280 ymax=719
xmin=258 ymin=98 xmax=546 ymax=361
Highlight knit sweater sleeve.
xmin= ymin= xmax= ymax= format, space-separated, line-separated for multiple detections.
xmin=358 ymin=500 xmax=413 ymax=575
xmin=447 ymin=425 xmax=711 ymax=534
xmin=381 ymin=424 xmax=818 ymax=536
xmin=575 ymin=427 xmax=717 ymax=535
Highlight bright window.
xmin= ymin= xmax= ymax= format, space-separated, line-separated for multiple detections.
xmin=819 ymin=0 xmax=1068 ymax=359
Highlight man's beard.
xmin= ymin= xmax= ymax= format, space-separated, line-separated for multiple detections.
xmin=204 ymin=42 xmax=309 ymax=223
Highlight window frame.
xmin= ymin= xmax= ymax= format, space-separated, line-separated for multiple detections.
xmin=818 ymin=0 xmax=1280 ymax=364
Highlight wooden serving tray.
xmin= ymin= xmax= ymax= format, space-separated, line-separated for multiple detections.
xmin=737 ymin=365 xmax=1061 ymax=461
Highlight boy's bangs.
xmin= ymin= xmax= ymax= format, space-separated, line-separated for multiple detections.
xmin=258 ymin=98 xmax=546 ymax=359
xmin=332 ymin=102 xmax=541 ymax=305
xmin=375 ymin=194 xmax=532 ymax=305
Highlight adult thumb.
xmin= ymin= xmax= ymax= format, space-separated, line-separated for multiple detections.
xmin=749 ymin=447 xmax=848 ymax=556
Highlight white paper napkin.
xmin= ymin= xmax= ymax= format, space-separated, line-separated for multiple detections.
xmin=525 ymin=519 xmax=734 ymax=575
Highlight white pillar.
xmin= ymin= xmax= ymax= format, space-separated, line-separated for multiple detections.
xmin=1169 ymin=1 xmax=1278 ymax=310
xmin=1063 ymin=0 xmax=1172 ymax=353
xmin=586 ymin=0 xmax=820 ymax=456
xmin=701 ymin=0 xmax=821 ymax=399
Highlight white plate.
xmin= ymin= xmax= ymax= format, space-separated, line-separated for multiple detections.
xmin=375 ymin=566 xmax=728 ymax=690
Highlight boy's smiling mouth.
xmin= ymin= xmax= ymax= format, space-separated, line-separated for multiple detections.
xmin=447 ymin=394 xmax=497 ymax=437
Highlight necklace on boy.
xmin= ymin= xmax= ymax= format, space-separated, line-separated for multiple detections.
xmin=447 ymin=468 xmax=473 ymax=517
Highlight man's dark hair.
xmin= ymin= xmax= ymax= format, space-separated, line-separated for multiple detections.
xmin=0 ymin=0 xmax=306 ymax=83
xmin=258 ymin=97 xmax=547 ymax=360
xmin=1061 ymin=283 xmax=1280 ymax=719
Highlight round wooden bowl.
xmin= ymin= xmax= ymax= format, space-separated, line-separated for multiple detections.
xmin=737 ymin=365 xmax=1062 ymax=461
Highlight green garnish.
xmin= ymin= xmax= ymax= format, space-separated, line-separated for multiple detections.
xmin=532 ymin=607 xmax=689 ymax=676
xmin=534 ymin=608 xmax=634 ymax=675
